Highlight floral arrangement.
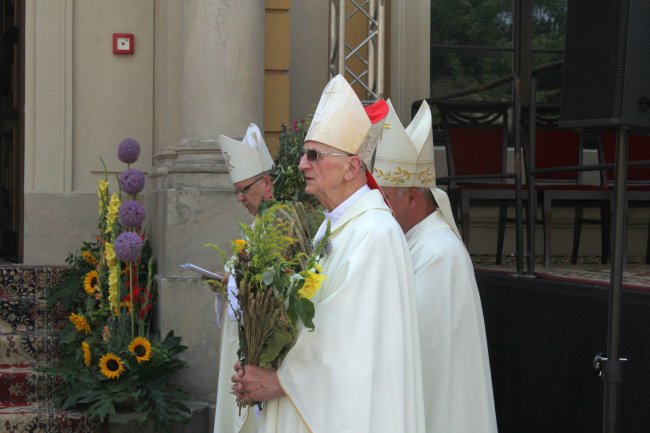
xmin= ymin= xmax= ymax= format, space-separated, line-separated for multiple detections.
xmin=270 ymin=118 xmax=319 ymax=206
xmin=209 ymin=201 xmax=330 ymax=409
xmin=44 ymin=138 xmax=190 ymax=431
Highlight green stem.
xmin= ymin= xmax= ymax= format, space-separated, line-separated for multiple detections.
xmin=129 ymin=262 xmax=135 ymax=340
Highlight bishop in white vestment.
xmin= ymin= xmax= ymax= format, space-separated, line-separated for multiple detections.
xmin=213 ymin=123 xmax=275 ymax=433
xmin=375 ymin=100 xmax=498 ymax=433
xmin=231 ymin=75 xmax=426 ymax=433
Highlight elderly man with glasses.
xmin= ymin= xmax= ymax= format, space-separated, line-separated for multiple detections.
xmin=213 ymin=123 xmax=274 ymax=433
xmin=231 ymin=75 xmax=426 ymax=433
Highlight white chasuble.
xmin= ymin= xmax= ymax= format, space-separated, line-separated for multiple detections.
xmin=406 ymin=210 xmax=497 ymax=433
xmin=213 ymin=283 xmax=259 ymax=433
xmin=261 ymin=189 xmax=426 ymax=433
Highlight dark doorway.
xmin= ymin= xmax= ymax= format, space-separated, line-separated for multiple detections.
xmin=0 ymin=0 xmax=23 ymax=263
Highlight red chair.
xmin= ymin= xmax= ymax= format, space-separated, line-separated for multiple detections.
xmin=532 ymin=126 xmax=610 ymax=267
xmin=437 ymin=101 xmax=518 ymax=255
xmin=597 ymin=131 xmax=650 ymax=264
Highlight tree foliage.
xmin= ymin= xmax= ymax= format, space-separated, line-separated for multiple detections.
xmin=430 ymin=0 xmax=567 ymax=103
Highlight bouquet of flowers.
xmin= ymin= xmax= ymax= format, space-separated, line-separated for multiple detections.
xmin=44 ymin=138 xmax=190 ymax=431
xmin=209 ymin=200 xmax=329 ymax=409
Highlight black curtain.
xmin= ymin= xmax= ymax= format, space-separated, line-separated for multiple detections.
xmin=477 ymin=273 xmax=650 ymax=433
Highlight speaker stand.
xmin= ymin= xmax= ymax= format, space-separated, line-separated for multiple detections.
xmin=594 ymin=127 xmax=629 ymax=433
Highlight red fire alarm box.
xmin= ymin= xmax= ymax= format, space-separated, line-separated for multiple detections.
xmin=113 ymin=33 xmax=134 ymax=54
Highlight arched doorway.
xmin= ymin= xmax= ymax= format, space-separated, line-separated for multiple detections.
xmin=0 ymin=0 xmax=23 ymax=263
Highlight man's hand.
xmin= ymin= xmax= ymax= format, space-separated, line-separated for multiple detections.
xmin=203 ymin=273 xmax=229 ymax=293
xmin=231 ymin=361 xmax=285 ymax=403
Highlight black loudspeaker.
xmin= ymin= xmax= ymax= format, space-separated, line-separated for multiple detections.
xmin=559 ymin=0 xmax=650 ymax=129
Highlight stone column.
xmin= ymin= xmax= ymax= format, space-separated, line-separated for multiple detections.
xmin=151 ymin=0 xmax=264 ymax=401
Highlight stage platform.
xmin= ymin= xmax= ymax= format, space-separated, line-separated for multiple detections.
xmin=474 ymin=260 xmax=650 ymax=433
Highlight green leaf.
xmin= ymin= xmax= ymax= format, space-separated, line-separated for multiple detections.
xmin=294 ymin=297 xmax=316 ymax=330
xmin=262 ymin=269 xmax=275 ymax=285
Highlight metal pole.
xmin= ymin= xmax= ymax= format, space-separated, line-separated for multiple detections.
xmin=513 ymin=75 xmax=524 ymax=275
xmin=526 ymin=77 xmax=537 ymax=275
xmin=337 ymin=0 xmax=346 ymax=76
xmin=602 ymin=127 xmax=628 ymax=433
xmin=376 ymin=0 xmax=385 ymax=100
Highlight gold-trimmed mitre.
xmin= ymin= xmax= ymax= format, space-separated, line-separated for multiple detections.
xmin=305 ymin=74 xmax=387 ymax=165
xmin=374 ymin=99 xmax=435 ymax=188
xmin=375 ymin=100 xmax=462 ymax=239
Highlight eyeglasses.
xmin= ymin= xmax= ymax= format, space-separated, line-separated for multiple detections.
xmin=236 ymin=175 xmax=264 ymax=195
xmin=300 ymin=148 xmax=351 ymax=162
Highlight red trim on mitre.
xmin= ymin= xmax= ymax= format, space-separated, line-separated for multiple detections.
xmin=366 ymin=169 xmax=393 ymax=212
xmin=364 ymin=99 xmax=389 ymax=124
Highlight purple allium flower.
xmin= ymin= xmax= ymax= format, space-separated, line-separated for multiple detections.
xmin=117 ymin=138 xmax=141 ymax=164
xmin=114 ymin=232 xmax=144 ymax=262
xmin=119 ymin=168 xmax=145 ymax=195
xmin=118 ymin=200 xmax=146 ymax=228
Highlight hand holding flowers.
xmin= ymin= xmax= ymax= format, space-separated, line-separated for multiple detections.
xmin=209 ymin=201 xmax=329 ymax=410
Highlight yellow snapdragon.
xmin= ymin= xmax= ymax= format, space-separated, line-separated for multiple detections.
xmin=105 ymin=193 xmax=121 ymax=233
xmin=108 ymin=264 xmax=120 ymax=315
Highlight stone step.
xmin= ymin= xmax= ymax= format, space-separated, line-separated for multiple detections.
xmin=0 ymin=332 xmax=58 ymax=368
xmin=0 ymin=367 xmax=61 ymax=409
xmin=0 ymin=405 xmax=102 ymax=433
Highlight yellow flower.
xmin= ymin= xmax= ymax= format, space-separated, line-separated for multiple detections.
xmin=81 ymin=341 xmax=92 ymax=367
xmin=98 ymin=353 xmax=125 ymax=379
xmin=297 ymin=270 xmax=326 ymax=299
xmin=108 ymin=265 xmax=120 ymax=314
xmin=81 ymin=250 xmax=98 ymax=266
xmin=104 ymin=242 xmax=116 ymax=267
xmin=128 ymin=336 xmax=152 ymax=363
xmin=98 ymin=179 xmax=109 ymax=198
xmin=83 ymin=270 xmax=99 ymax=295
xmin=105 ymin=193 xmax=121 ymax=232
xmin=98 ymin=179 xmax=109 ymax=215
xmin=233 ymin=239 xmax=247 ymax=254
xmin=69 ymin=313 xmax=91 ymax=334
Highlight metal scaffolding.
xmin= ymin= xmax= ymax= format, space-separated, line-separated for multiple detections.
xmin=329 ymin=0 xmax=385 ymax=103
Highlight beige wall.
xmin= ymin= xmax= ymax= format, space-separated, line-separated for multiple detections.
xmin=23 ymin=0 xmax=155 ymax=264
xmin=73 ymin=1 xmax=154 ymax=189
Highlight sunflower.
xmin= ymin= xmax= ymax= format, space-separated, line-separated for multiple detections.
xmin=69 ymin=313 xmax=91 ymax=334
xmin=83 ymin=270 xmax=99 ymax=295
xmin=99 ymin=352 xmax=125 ymax=379
xmin=128 ymin=336 xmax=152 ymax=363
xmin=81 ymin=250 xmax=98 ymax=266
xmin=81 ymin=341 xmax=92 ymax=367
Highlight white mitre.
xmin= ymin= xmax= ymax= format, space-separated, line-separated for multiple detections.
xmin=219 ymin=123 xmax=274 ymax=184
xmin=305 ymin=74 xmax=387 ymax=166
xmin=374 ymin=99 xmax=461 ymax=239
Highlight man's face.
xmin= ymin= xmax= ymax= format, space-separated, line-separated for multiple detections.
xmin=381 ymin=187 xmax=410 ymax=233
xmin=233 ymin=174 xmax=270 ymax=215
xmin=298 ymin=141 xmax=349 ymax=205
